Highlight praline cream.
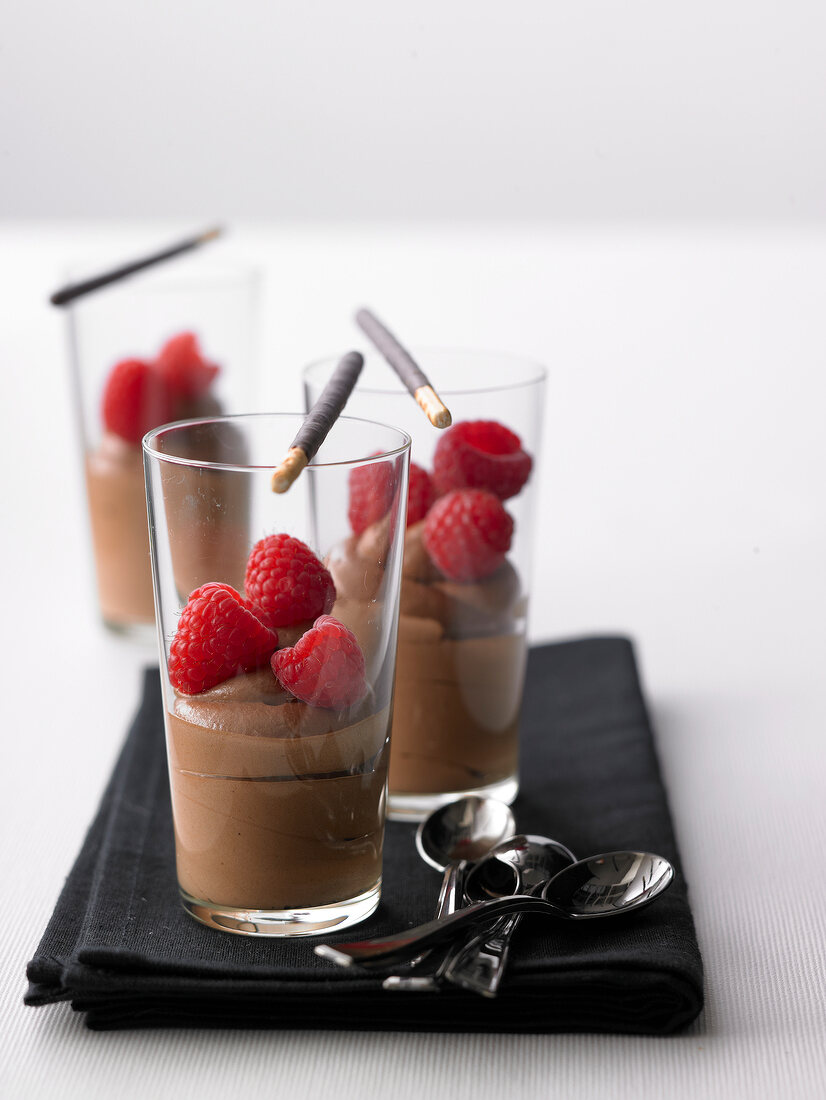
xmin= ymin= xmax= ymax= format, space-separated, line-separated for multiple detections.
xmin=389 ymin=520 xmax=527 ymax=796
xmin=166 ymin=669 xmax=391 ymax=910
xmin=86 ymin=392 xmax=233 ymax=626
xmin=85 ymin=433 xmax=155 ymax=625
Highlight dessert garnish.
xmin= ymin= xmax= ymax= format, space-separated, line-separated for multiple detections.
xmin=245 ymin=533 xmax=336 ymax=631
xmin=348 ymin=458 xmax=398 ymax=535
xmin=422 ymin=488 xmax=514 ymax=582
xmin=49 ymin=225 xmax=223 ymax=307
xmin=169 ymin=582 xmax=279 ymax=695
xmin=347 ymin=456 xmax=433 ymax=535
xmin=354 ymin=307 xmax=452 ymax=429
xmin=433 ymin=420 xmax=532 ymax=500
xmin=271 ymin=351 xmax=364 ymax=493
xmin=102 ymin=357 xmax=172 ymax=444
xmin=156 ymin=331 xmax=219 ymax=399
xmin=271 ymin=615 xmax=368 ymax=709
xmin=101 ymin=331 xmax=220 ymax=445
xmin=406 ymin=462 xmax=437 ymax=527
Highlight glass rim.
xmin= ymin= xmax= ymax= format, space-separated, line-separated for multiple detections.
xmin=142 ymin=411 xmax=412 ymax=472
xmin=303 ymin=347 xmax=547 ymax=397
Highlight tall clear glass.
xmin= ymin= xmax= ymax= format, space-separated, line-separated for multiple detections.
xmin=67 ymin=258 xmax=259 ymax=639
xmin=305 ymin=351 xmax=546 ymax=820
xmin=144 ymin=413 xmax=410 ymax=935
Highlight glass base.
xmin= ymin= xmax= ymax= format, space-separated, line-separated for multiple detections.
xmin=179 ymin=881 xmax=381 ymax=937
xmin=387 ymin=774 xmax=519 ymax=823
xmin=103 ymin=616 xmax=157 ymax=647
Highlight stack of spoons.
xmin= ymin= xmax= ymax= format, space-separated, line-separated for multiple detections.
xmin=315 ymin=795 xmax=674 ymax=997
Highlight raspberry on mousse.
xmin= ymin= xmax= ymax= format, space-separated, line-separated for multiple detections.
xmin=423 ymin=488 xmax=514 ymax=582
xmin=432 ymin=419 xmax=532 ymax=501
xmin=169 ymin=582 xmax=279 ymax=695
xmin=100 ymin=331 xmax=222 ymax=449
xmin=271 ymin=615 xmax=368 ymax=710
xmin=101 ymin=357 xmax=173 ymax=445
xmin=169 ymin=539 xmax=365 ymax=711
xmin=348 ymin=459 xmax=398 ymax=535
xmin=244 ymin=533 xmax=336 ymax=632
xmin=406 ymin=462 xmax=437 ymax=527
xmin=156 ymin=331 xmax=220 ymax=400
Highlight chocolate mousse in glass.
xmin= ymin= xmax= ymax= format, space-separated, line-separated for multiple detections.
xmin=143 ymin=413 xmax=410 ymax=935
xmin=304 ymin=351 xmax=545 ymax=820
xmin=66 ymin=260 xmax=258 ymax=637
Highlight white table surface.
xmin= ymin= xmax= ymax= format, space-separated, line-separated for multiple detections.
xmin=1 ymin=221 xmax=824 ymax=1100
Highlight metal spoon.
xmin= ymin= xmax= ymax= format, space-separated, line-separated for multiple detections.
xmin=443 ymin=833 xmax=576 ymax=997
xmin=415 ymin=795 xmax=516 ymax=915
xmin=314 ymin=851 xmax=674 ymax=970
xmin=381 ymin=796 xmax=516 ymax=991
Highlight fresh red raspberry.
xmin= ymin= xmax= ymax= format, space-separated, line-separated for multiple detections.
xmin=423 ymin=489 xmax=514 ymax=581
xmin=156 ymin=331 xmax=220 ymax=400
xmin=348 ymin=459 xmax=397 ymax=535
xmin=271 ymin=615 xmax=367 ymax=709
xmin=407 ymin=462 xmax=437 ymax=526
xmin=244 ymin=534 xmax=336 ymax=630
xmin=433 ymin=420 xmax=532 ymax=501
xmin=101 ymin=358 xmax=172 ymax=445
xmin=169 ymin=582 xmax=278 ymax=695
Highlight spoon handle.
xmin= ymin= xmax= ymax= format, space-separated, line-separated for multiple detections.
xmin=435 ymin=859 xmax=465 ymax=918
xmin=443 ymin=913 xmax=521 ymax=996
xmin=382 ymin=859 xmax=467 ymax=983
xmin=382 ymin=916 xmax=506 ymax=993
xmin=315 ymin=895 xmax=551 ymax=970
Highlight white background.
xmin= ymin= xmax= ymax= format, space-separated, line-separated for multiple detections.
xmin=2 ymin=1 xmax=826 ymax=1097
xmin=1 ymin=1 xmax=825 ymax=221
xmin=1 ymin=221 xmax=824 ymax=1099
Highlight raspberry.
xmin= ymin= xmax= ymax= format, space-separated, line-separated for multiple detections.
xmin=348 ymin=458 xmax=397 ymax=535
xmin=101 ymin=358 xmax=172 ymax=445
xmin=244 ymin=534 xmax=336 ymax=630
xmin=169 ymin=582 xmax=278 ymax=694
xmin=423 ymin=489 xmax=514 ymax=581
xmin=433 ymin=420 xmax=532 ymax=501
xmin=156 ymin=331 xmax=219 ymax=400
xmin=271 ymin=615 xmax=367 ymax=709
xmin=407 ymin=462 xmax=437 ymax=526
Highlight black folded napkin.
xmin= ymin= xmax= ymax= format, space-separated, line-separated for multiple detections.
xmin=25 ymin=637 xmax=703 ymax=1032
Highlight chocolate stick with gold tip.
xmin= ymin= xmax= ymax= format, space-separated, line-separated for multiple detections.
xmin=271 ymin=350 xmax=365 ymax=493
xmin=49 ymin=226 xmax=224 ymax=307
xmin=355 ymin=308 xmax=452 ymax=429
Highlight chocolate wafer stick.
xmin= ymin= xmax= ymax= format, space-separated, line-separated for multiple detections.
xmin=355 ymin=308 xmax=452 ymax=429
xmin=271 ymin=351 xmax=365 ymax=493
xmin=49 ymin=226 xmax=224 ymax=307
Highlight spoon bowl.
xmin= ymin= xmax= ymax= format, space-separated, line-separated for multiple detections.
xmin=463 ymin=834 xmax=576 ymax=901
xmin=542 ymin=851 xmax=674 ymax=919
xmin=415 ymin=796 xmax=517 ymax=871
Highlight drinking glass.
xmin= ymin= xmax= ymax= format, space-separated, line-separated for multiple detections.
xmin=66 ymin=258 xmax=259 ymax=638
xmin=144 ymin=413 xmax=410 ymax=935
xmin=305 ymin=351 xmax=545 ymax=820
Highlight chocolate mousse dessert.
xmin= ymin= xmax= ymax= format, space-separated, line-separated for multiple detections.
xmin=86 ymin=332 xmax=225 ymax=628
xmin=163 ymin=534 xmax=393 ymax=929
xmin=342 ymin=421 xmax=533 ymax=812
xmin=392 ymin=519 xmax=528 ymax=798
xmin=168 ymin=669 xmax=389 ymax=912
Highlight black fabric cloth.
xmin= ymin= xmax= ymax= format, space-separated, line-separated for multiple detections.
xmin=25 ymin=637 xmax=703 ymax=1032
